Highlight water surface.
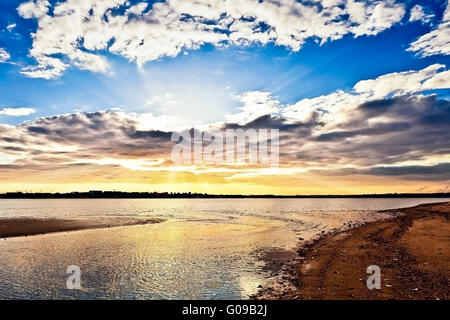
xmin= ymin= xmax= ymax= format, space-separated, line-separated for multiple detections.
xmin=0 ymin=198 xmax=446 ymax=299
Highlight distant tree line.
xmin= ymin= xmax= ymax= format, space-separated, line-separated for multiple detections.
xmin=0 ymin=191 xmax=449 ymax=199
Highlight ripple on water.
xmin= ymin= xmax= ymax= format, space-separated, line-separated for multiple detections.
xmin=0 ymin=198 xmax=446 ymax=299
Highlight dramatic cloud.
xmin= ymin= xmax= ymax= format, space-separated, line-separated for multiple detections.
xmin=17 ymin=0 xmax=406 ymax=79
xmin=0 ymin=95 xmax=448 ymax=183
xmin=408 ymin=1 xmax=450 ymax=57
xmin=0 ymin=107 xmax=35 ymax=116
xmin=0 ymin=61 xmax=448 ymax=192
xmin=0 ymin=111 xmax=177 ymax=178
xmin=223 ymin=64 xmax=449 ymax=131
xmin=282 ymin=63 xmax=450 ymax=129
xmin=306 ymin=95 xmax=450 ymax=168
xmin=0 ymin=48 xmax=10 ymax=63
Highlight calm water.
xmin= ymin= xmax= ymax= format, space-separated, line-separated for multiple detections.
xmin=0 ymin=198 xmax=446 ymax=299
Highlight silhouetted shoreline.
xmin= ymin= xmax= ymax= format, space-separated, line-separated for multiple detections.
xmin=0 ymin=191 xmax=449 ymax=199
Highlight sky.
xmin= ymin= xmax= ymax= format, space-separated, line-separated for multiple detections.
xmin=0 ymin=0 xmax=449 ymax=194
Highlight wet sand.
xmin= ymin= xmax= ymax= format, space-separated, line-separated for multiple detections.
xmin=253 ymin=202 xmax=450 ymax=300
xmin=0 ymin=217 xmax=164 ymax=238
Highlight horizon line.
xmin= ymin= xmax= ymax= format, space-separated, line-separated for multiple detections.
xmin=1 ymin=191 xmax=449 ymax=199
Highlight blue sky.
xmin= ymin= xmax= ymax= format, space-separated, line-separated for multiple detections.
xmin=0 ymin=0 xmax=449 ymax=126
xmin=0 ymin=0 xmax=449 ymax=193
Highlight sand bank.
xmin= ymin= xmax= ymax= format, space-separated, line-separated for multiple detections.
xmin=0 ymin=216 xmax=164 ymax=238
xmin=253 ymin=202 xmax=449 ymax=300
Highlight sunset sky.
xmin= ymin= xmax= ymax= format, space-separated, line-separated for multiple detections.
xmin=0 ymin=0 xmax=449 ymax=194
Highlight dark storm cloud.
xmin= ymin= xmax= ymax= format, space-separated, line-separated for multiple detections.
xmin=223 ymin=114 xmax=319 ymax=131
xmin=0 ymin=112 xmax=177 ymax=168
xmin=315 ymin=122 xmax=411 ymax=141
xmin=277 ymin=94 xmax=450 ymax=177
xmin=27 ymin=126 xmax=49 ymax=134
xmin=324 ymin=163 xmax=450 ymax=181
xmin=366 ymin=163 xmax=450 ymax=177
xmin=129 ymin=130 xmax=173 ymax=140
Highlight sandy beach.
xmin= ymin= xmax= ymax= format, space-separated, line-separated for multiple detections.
xmin=253 ymin=201 xmax=450 ymax=300
xmin=0 ymin=217 xmax=164 ymax=238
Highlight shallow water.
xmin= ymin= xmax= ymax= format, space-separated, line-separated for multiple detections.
xmin=0 ymin=198 xmax=446 ymax=299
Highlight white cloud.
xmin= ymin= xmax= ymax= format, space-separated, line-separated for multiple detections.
xmin=17 ymin=0 xmax=50 ymax=19
xmin=135 ymin=112 xmax=194 ymax=132
xmin=409 ymin=5 xmax=434 ymax=24
xmin=18 ymin=0 xmax=406 ymax=79
xmin=282 ymin=89 xmax=366 ymax=125
xmin=20 ymin=56 xmax=68 ymax=79
xmin=408 ymin=2 xmax=450 ymax=57
xmin=282 ymin=63 xmax=450 ymax=128
xmin=226 ymin=91 xmax=280 ymax=124
xmin=214 ymin=64 xmax=450 ymax=131
xmin=353 ymin=63 xmax=449 ymax=99
xmin=346 ymin=0 xmax=406 ymax=37
xmin=6 ymin=23 xmax=17 ymax=32
xmin=0 ymin=107 xmax=36 ymax=116
xmin=0 ymin=48 xmax=10 ymax=63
